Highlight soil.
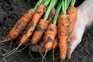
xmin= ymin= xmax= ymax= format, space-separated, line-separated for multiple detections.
xmin=0 ymin=0 xmax=93 ymax=62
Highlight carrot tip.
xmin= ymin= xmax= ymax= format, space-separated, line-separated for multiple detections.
xmin=0 ymin=37 xmax=12 ymax=43
xmin=0 ymin=41 xmax=5 ymax=44
xmin=41 ymin=50 xmax=47 ymax=62
xmin=60 ymin=60 xmax=64 ymax=62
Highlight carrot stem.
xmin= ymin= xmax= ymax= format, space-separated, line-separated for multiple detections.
xmin=44 ymin=0 xmax=57 ymax=20
xmin=71 ymin=0 xmax=76 ymax=7
xmin=62 ymin=0 xmax=67 ymax=14
xmin=62 ymin=0 xmax=71 ymax=14
xmin=42 ymin=50 xmax=47 ymax=62
xmin=53 ymin=1 xmax=62 ymax=25
xmin=34 ymin=0 xmax=44 ymax=10
xmin=44 ymin=0 xmax=51 ymax=7
xmin=66 ymin=0 xmax=71 ymax=9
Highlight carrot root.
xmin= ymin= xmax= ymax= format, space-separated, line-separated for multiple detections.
xmin=9 ymin=9 xmax=34 ymax=39
xmin=67 ymin=7 xmax=77 ymax=34
xmin=58 ymin=14 xmax=70 ymax=61
xmin=31 ymin=19 xmax=48 ymax=44
xmin=44 ymin=24 xmax=57 ymax=51
xmin=20 ymin=4 xmax=46 ymax=44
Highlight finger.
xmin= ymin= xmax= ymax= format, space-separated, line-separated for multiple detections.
xmin=67 ymin=23 xmax=85 ymax=59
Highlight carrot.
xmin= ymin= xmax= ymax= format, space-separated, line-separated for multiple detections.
xmin=31 ymin=1 xmax=57 ymax=44
xmin=44 ymin=24 xmax=57 ymax=51
xmin=20 ymin=0 xmax=50 ymax=45
xmin=41 ymin=1 xmax=61 ymax=62
xmin=58 ymin=15 xmax=70 ymax=61
xmin=67 ymin=0 xmax=77 ymax=34
xmin=48 ymin=8 xmax=56 ymax=24
xmin=31 ymin=19 xmax=48 ymax=44
xmin=0 ymin=0 xmax=45 ymax=61
xmin=0 ymin=9 xmax=34 ymax=43
xmin=44 ymin=0 xmax=61 ymax=52
xmin=52 ymin=38 xmax=58 ymax=49
xmin=58 ymin=0 xmax=71 ymax=61
xmin=0 ymin=0 xmax=45 ymax=44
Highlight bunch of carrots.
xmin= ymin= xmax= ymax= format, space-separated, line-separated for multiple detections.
xmin=0 ymin=0 xmax=77 ymax=62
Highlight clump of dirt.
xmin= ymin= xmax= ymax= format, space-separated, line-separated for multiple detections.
xmin=0 ymin=0 xmax=93 ymax=62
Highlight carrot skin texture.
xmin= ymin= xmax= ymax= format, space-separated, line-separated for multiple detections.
xmin=58 ymin=14 xmax=70 ymax=61
xmin=1 ymin=9 xmax=35 ymax=43
xmin=30 ymin=37 xmax=58 ymax=52
xmin=48 ymin=8 xmax=56 ymax=24
xmin=31 ymin=8 xmax=56 ymax=44
xmin=20 ymin=4 xmax=46 ymax=44
xmin=44 ymin=24 xmax=57 ymax=51
xmin=52 ymin=38 xmax=58 ymax=49
xmin=31 ymin=19 xmax=48 ymax=44
xmin=67 ymin=7 xmax=77 ymax=34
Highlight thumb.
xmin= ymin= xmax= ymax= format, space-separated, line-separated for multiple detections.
xmin=67 ymin=23 xmax=85 ymax=59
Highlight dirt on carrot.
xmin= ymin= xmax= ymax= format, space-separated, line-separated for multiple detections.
xmin=58 ymin=14 xmax=71 ymax=61
xmin=31 ymin=8 xmax=56 ymax=44
xmin=1 ymin=9 xmax=34 ymax=43
xmin=67 ymin=7 xmax=77 ymax=34
xmin=44 ymin=24 xmax=57 ymax=51
xmin=20 ymin=4 xmax=46 ymax=44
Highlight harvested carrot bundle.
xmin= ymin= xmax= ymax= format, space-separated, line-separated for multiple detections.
xmin=67 ymin=0 xmax=77 ymax=34
xmin=0 ymin=8 xmax=34 ymax=43
xmin=52 ymin=38 xmax=58 ymax=62
xmin=31 ymin=0 xmax=57 ymax=44
xmin=58 ymin=0 xmax=71 ymax=61
xmin=41 ymin=1 xmax=62 ymax=62
xmin=20 ymin=0 xmax=50 ymax=45
xmin=0 ymin=0 xmax=44 ymax=61
xmin=0 ymin=0 xmax=45 ymax=44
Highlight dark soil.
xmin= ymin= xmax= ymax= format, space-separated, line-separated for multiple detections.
xmin=0 ymin=0 xmax=93 ymax=62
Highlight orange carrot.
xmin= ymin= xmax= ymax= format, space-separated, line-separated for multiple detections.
xmin=43 ymin=0 xmax=62 ymax=52
xmin=58 ymin=0 xmax=72 ymax=61
xmin=58 ymin=14 xmax=71 ymax=61
xmin=67 ymin=7 xmax=77 ymax=34
xmin=31 ymin=8 xmax=56 ymax=44
xmin=0 ymin=1 xmax=45 ymax=61
xmin=44 ymin=24 xmax=57 ymax=51
xmin=20 ymin=0 xmax=51 ymax=45
xmin=31 ymin=19 xmax=48 ymax=44
xmin=41 ymin=1 xmax=58 ymax=61
xmin=20 ymin=4 xmax=46 ymax=45
xmin=48 ymin=8 xmax=56 ymax=24
xmin=42 ymin=24 xmax=57 ymax=62
xmin=52 ymin=38 xmax=58 ymax=49
xmin=0 ymin=9 xmax=34 ymax=61
xmin=0 ymin=9 xmax=34 ymax=43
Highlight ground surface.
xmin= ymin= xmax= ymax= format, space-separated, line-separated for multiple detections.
xmin=0 ymin=0 xmax=93 ymax=62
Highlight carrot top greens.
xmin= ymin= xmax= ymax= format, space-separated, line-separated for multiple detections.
xmin=71 ymin=0 xmax=76 ymax=7
xmin=44 ymin=0 xmax=50 ymax=7
xmin=53 ymin=0 xmax=62 ymax=25
xmin=62 ymin=0 xmax=67 ymax=14
xmin=34 ymin=0 xmax=44 ymax=10
xmin=66 ymin=0 xmax=71 ymax=8
xmin=44 ymin=0 xmax=57 ymax=20
xmin=62 ymin=0 xmax=72 ymax=14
